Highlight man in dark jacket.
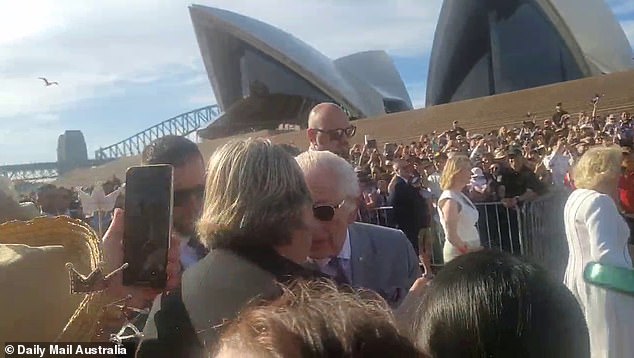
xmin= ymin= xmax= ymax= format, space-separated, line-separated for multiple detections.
xmin=388 ymin=160 xmax=422 ymax=254
xmin=142 ymin=135 xmax=208 ymax=269
xmin=552 ymin=102 xmax=569 ymax=128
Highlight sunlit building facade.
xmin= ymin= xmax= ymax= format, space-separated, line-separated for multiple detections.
xmin=426 ymin=0 xmax=634 ymax=106
xmin=189 ymin=5 xmax=413 ymax=139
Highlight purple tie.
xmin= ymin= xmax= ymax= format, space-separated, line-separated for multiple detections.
xmin=327 ymin=257 xmax=349 ymax=285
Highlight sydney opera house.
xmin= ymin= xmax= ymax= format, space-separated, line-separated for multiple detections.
xmin=189 ymin=5 xmax=413 ymax=139
xmin=427 ymin=0 xmax=633 ymax=106
xmin=189 ymin=1 xmax=633 ymax=139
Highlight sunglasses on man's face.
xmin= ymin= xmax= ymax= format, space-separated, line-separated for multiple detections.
xmin=313 ymin=199 xmax=346 ymax=221
xmin=173 ymin=185 xmax=205 ymax=207
xmin=314 ymin=126 xmax=356 ymax=140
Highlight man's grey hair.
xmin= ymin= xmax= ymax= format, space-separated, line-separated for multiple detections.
xmin=295 ymin=150 xmax=361 ymax=207
xmin=197 ymin=138 xmax=312 ymax=249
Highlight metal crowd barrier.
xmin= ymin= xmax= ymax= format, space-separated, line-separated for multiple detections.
xmin=364 ymin=206 xmax=395 ymax=227
xmin=363 ymin=192 xmax=569 ymax=278
xmin=521 ymin=191 xmax=570 ymax=281
xmin=475 ymin=202 xmax=524 ymax=254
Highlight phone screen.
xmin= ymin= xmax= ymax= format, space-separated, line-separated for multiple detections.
xmin=122 ymin=165 xmax=173 ymax=288
xmin=385 ymin=143 xmax=397 ymax=156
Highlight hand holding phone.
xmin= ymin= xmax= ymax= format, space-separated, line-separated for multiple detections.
xmin=102 ymin=209 xmax=181 ymax=308
xmin=122 ymin=165 xmax=174 ymax=288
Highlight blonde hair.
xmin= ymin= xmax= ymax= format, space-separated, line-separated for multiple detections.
xmin=572 ymin=146 xmax=622 ymax=190
xmin=439 ymin=155 xmax=471 ymax=190
xmin=197 ymin=138 xmax=312 ymax=249
xmin=215 ymin=280 xmax=418 ymax=357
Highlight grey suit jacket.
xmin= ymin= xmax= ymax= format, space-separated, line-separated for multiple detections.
xmin=142 ymin=249 xmax=281 ymax=349
xmin=348 ymin=222 xmax=421 ymax=306
xmin=140 ymin=247 xmax=325 ymax=354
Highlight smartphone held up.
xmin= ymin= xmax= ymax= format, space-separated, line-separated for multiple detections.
xmin=122 ymin=165 xmax=174 ymax=289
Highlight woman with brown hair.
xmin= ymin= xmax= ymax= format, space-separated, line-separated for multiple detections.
xmin=138 ymin=138 xmax=325 ymax=357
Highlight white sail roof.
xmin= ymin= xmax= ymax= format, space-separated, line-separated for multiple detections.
xmin=189 ymin=5 xmax=412 ymax=118
xmin=546 ymin=0 xmax=633 ymax=74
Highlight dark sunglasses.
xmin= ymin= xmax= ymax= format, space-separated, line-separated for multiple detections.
xmin=173 ymin=185 xmax=205 ymax=207
xmin=314 ymin=125 xmax=356 ymax=140
xmin=313 ymin=199 xmax=346 ymax=221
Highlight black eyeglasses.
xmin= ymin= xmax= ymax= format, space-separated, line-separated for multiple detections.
xmin=313 ymin=126 xmax=356 ymax=140
xmin=173 ymin=185 xmax=205 ymax=207
xmin=313 ymin=199 xmax=346 ymax=221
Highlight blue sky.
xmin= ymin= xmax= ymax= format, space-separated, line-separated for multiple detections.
xmin=0 ymin=0 xmax=632 ymax=165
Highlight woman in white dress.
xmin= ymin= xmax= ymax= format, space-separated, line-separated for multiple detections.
xmin=564 ymin=146 xmax=634 ymax=358
xmin=438 ymin=155 xmax=482 ymax=262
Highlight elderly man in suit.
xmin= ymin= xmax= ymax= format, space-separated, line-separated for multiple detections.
xmin=296 ymin=150 xmax=420 ymax=306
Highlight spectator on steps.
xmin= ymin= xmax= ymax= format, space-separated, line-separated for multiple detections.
xmin=552 ymin=102 xmax=569 ymax=128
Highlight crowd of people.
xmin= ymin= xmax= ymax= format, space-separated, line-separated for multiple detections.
xmin=1 ymin=98 xmax=634 ymax=357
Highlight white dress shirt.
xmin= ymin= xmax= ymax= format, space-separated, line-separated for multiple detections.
xmin=180 ymin=236 xmax=201 ymax=270
xmin=427 ymin=173 xmax=442 ymax=199
xmin=544 ymin=152 xmax=572 ymax=186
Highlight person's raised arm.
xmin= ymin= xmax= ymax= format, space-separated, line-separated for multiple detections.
xmin=497 ymin=184 xmax=506 ymax=200
xmin=518 ymin=188 xmax=538 ymax=203
xmin=364 ymin=191 xmax=377 ymax=209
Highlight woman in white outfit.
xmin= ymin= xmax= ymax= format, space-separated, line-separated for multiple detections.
xmin=438 ymin=155 xmax=482 ymax=262
xmin=564 ymin=146 xmax=634 ymax=358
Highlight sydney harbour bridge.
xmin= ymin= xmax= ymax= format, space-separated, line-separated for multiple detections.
xmin=0 ymin=105 xmax=222 ymax=181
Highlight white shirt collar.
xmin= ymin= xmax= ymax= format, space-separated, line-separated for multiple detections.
xmin=179 ymin=235 xmax=200 ymax=270
xmin=316 ymin=229 xmax=351 ymax=268
xmin=338 ymin=229 xmax=351 ymax=260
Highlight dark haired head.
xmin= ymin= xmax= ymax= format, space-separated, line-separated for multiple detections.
xmin=141 ymin=135 xmax=202 ymax=167
xmin=399 ymin=250 xmax=589 ymax=358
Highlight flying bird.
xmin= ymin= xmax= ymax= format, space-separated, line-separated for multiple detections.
xmin=38 ymin=77 xmax=59 ymax=86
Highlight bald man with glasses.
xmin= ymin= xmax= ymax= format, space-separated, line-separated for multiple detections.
xmin=306 ymin=103 xmax=357 ymax=160
xmin=296 ymin=150 xmax=420 ymax=307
